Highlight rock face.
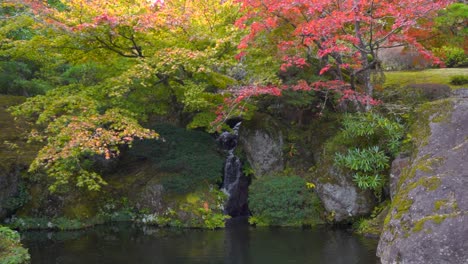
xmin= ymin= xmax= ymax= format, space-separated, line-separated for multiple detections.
xmin=389 ymin=154 xmax=410 ymax=199
xmin=238 ymin=114 xmax=284 ymax=177
xmin=134 ymin=181 xmax=165 ymax=213
xmin=377 ymin=95 xmax=468 ymax=264
xmin=315 ymin=166 xmax=375 ymax=222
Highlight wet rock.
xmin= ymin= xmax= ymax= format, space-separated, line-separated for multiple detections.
xmin=219 ymin=122 xmax=249 ymax=217
xmin=377 ymin=98 xmax=468 ymax=264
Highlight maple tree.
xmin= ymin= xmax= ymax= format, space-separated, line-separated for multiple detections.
xmin=7 ymin=0 xmax=242 ymax=191
xmin=234 ymin=0 xmax=454 ymax=105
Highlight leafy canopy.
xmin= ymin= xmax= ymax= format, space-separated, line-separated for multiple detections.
xmin=8 ymin=0 xmax=243 ymax=192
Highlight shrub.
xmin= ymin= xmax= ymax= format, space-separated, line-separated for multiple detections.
xmin=249 ymin=176 xmax=322 ymax=226
xmin=450 ymin=75 xmax=468 ymax=85
xmin=331 ymin=112 xmax=404 ymax=193
xmin=0 ymin=226 xmax=30 ymax=264
xmin=433 ymin=46 xmax=468 ymax=68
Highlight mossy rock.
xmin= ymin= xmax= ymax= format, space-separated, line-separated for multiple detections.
xmin=377 ymin=97 xmax=468 ymax=264
xmin=238 ymin=113 xmax=285 ymax=177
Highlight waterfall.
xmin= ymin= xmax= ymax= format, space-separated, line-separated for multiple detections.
xmin=218 ymin=122 xmax=249 ymax=218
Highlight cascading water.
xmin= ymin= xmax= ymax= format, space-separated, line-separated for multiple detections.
xmin=218 ymin=122 xmax=249 ymax=218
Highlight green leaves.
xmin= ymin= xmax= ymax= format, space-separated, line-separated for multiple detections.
xmin=333 ymin=112 xmax=405 ymax=192
xmin=249 ymin=175 xmax=322 ymax=226
xmin=335 ymin=147 xmax=389 ymax=173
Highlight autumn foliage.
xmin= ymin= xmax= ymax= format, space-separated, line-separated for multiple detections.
xmin=234 ymin=0 xmax=453 ymax=98
xmin=2 ymin=0 xmax=455 ymax=191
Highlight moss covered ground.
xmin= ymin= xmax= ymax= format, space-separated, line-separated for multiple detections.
xmin=384 ymin=68 xmax=468 ymax=89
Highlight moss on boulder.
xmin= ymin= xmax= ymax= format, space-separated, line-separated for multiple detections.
xmin=377 ymin=94 xmax=468 ymax=264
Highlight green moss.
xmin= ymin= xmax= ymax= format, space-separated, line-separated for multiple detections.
xmin=408 ymin=177 xmax=441 ymax=192
xmin=383 ymin=106 xmax=450 ymax=237
xmin=63 ymin=203 xmax=95 ymax=220
xmin=412 ymin=213 xmax=457 ymax=233
xmin=434 ymin=200 xmax=449 ymax=211
xmin=354 ymin=202 xmax=390 ymax=236
xmin=433 ymin=198 xmax=458 ymax=212
xmin=384 ymin=68 xmax=468 ymax=89
xmin=384 ymin=156 xmax=444 ymax=232
xmin=136 ymin=186 xmax=229 ymax=229
xmin=408 ymin=99 xmax=453 ymax=150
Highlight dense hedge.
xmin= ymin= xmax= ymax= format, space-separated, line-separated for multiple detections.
xmin=249 ymin=176 xmax=322 ymax=226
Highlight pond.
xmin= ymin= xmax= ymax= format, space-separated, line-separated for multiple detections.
xmin=22 ymin=223 xmax=380 ymax=264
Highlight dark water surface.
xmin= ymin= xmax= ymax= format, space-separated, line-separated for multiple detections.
xmin=22 ymin=223 xmax=379 ymax=264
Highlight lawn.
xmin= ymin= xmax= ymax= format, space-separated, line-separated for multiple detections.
xmin=384 ymin=68 xmax=468 ymax=89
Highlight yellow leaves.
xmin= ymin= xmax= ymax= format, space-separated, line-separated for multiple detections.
xmin=306 ymin=182 xmax=316 ymax=189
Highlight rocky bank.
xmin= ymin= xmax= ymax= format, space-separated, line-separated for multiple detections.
xmin=377 ymin=91 xmax=468 ymax=264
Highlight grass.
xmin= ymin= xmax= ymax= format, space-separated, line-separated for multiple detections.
xmin=384 ymin=68 xmax=468 ymax=89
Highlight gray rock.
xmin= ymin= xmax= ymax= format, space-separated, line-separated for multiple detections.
xmin=134 ymin=182 xmax=165 ymax=213
xmin=315 ymin=167 xmax=375 ymax=222
xmin=407 ymin=83 xmax=452 ymax=101
xmin=377 ymin=98 xmax=468 ymax=264
xmin=389 ymin=154 xmax=410 ymax=200
xmin=452 ymin=88 xmax=468 ymax=98
xmin=239 ymin=114 xmax=284 ymax=177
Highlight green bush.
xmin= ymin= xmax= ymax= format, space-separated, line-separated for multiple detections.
xmin=249 ymin=176 xmax=322 ymax=226
xmin=331 ymin=112 xmax=404 ymax=192
xmin=0 ymin=226 xmax=30 ymax=264
xmin=433 ymin=46 xmax=468 ymax=68
xmin=450 ymin=75 xmax=468 ymax=85
xmin=335 ymin=146 xmax=389 ymax=190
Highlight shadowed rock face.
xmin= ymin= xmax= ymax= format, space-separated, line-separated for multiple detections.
xmin=378 ymin=92 xmax=468 ymax=264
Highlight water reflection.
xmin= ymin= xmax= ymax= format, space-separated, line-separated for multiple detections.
xmin=22 ymin=223 xmax=379 ymax=264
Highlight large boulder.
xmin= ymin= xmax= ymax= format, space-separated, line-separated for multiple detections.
xmin=314 ymin=165 xmax=375 ymax=222
xmin=239 ymin=114 xmax=284 ymax=177
xmin=377 ymin=95 xmax=468 ymax=264
xmin=389 ymin=154 xmax=410 ymax=199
